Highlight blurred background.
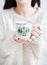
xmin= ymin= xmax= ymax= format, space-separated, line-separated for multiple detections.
xmin=0 ymin=0 xmax=47 ymax=65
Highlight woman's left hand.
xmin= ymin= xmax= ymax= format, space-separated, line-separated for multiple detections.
xmin=30 ymin=24 xmax=41 ymax=41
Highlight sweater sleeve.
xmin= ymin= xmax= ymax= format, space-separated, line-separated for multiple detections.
xmin=0 ymin=11 xmax=8 ymax=65
xmin=43 ymin=13 xmax=47 ymax=43
xmin=41 ymin=12 xmax=47 ymax=59
xmin=0 ymin=11 xmax=5 ymax=41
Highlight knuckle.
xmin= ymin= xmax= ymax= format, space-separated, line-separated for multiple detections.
xmin=32 ymin=31 xmax=35 ymax=35
xmin=31 ymin=36 xmax=36 ymax=40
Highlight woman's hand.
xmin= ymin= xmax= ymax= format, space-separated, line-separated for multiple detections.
xmin=13 ymin=35 xmax=32 ymax=43
xmin=13 ymin=24 xmax=41 ymax=43
xmin=30 ymin=24 xmax=41 ymax=40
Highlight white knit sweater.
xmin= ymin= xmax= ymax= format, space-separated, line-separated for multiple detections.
xmin=0 ymin=7 xmax=47 ymax=65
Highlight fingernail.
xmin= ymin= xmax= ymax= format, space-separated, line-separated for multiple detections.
xmin=18 ymin=38 xmax=20 ymax=40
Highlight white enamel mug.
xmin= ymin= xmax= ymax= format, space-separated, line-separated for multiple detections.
xmin=15 ymin=22 xmax=33 ymax=39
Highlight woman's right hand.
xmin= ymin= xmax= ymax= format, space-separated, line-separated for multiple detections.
xmin=13 ymin=35 xmax=32 ymax=43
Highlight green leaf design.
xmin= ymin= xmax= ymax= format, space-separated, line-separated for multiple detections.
xmin=18 ymin=29 xmax=22 ymax=33
xmin=17 ymin=27 xmax=30 ymax=36
xmin=26 ymin=28 xmax=30 ymax=33
xmin=22 ymin=34 xmax=26 ymax=36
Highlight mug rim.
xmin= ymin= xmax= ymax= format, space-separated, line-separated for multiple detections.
xmin=16 ymin=22 xmax=32 ymax=25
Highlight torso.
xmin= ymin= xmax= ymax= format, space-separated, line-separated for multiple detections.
xmin=0 ymin=7 xmax=46 ymax=65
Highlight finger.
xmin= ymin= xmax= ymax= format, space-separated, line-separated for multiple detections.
xmin=17 ymin=38 xmax=32 ymax=43
xmin=31 ymin=31 xmax=39 ymax=38
xmin=34 ymin=24 xmax=40 ymax=27
xmin=26 ymin=38 xmax=32 ymax=43
xmin=13 ymin=35 xmax=22 ymax=43
xmin=19 ymin=38 xmax=32 ymax=43
xmin=34 ymin=24 xmax=41 ymax=30
xmin=17 ymin=39 xmax=23 ymax=43
xmin=13 ymin=35 xmax=18 ymax=41
xmin=18 ymin=38 xmax=27 ymax=42
xmin=16 ymin=38 xmax=27 ymax=43
xmin=31 ymin=36 xmax=36 ymax=40
xmin=34 ymin=27 xmax=41 ymax=35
